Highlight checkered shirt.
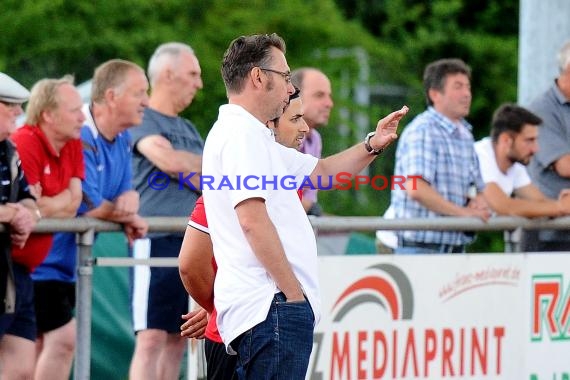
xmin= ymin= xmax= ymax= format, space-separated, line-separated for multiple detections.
xmin=391 ymin=107 xmax=484 ymax=246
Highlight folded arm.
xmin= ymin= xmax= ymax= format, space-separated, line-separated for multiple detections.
xmin=136 ymin=135 xmax=202 ymax=189
xmin=36 ymin=178 xmax=82 ymax=218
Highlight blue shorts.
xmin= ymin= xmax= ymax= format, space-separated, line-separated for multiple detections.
xmin=131 ymin=236 xmax=188 ymax=334
xmin=0 ymin=264 xmax=36 ymax=341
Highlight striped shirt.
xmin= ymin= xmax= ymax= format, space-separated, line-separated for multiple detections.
xmin=391 ymin=107 xmax=484 ymax=246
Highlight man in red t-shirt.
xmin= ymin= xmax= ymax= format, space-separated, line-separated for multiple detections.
xmin=6 ymin=76 xmax=85 ymax=380
xmin=178 ymin=89 xmax=307 ymax=379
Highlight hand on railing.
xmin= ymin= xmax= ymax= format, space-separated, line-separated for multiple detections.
xmin=466 ymin=194 xmax=492 ymax=222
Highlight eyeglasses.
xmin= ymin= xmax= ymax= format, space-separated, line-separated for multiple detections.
xmin=259 ymin=67 xmax=292 ymax=84
xmin=0 ymin=100 xmax=20 ymax=109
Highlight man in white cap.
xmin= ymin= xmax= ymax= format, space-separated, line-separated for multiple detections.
xmin=0 ymin=72 xmax=41 ymax=379
xmin=0 ymin=73 xmax=30 ymax=105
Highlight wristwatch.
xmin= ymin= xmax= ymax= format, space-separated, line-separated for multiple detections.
xmin=364 ymin=132 xmax=384 ymax=155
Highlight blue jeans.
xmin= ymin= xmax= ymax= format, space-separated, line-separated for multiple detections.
xmin=233 ymin=292 xmax=314 ymax=380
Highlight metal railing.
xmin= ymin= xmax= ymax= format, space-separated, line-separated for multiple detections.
xmin=2 ymin=215 xmax=570 ymax=379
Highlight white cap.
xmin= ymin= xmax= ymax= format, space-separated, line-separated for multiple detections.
xmin=0 ymin=72 xmax=30 ymax=104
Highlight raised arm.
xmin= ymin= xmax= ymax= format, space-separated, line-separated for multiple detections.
xmin=310 ymin=106 xmax=408 ymax=185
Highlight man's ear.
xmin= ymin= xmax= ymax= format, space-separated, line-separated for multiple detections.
xmin=104 ymin=87 xmax=116 ymax=104
xmin=427 ymin=88 xmax=440 ymax=105
xmin=250 ymin=67 xmax=264 ymax=88
xmin=497 ymin=132 xmax=513 ymax=148
xmin=165 ymin=68 xmax=173 ymax=82
xmin=499 ymin=132 xmax=512 ymax=143
xmin=40 ymin=109 xmax=54 ymax=125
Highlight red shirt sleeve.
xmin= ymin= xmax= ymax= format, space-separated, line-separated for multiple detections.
xmin=11 ymin=127 xmax=44 ymax=186
xmin=187 ymin=196 xmax=208 ymax=233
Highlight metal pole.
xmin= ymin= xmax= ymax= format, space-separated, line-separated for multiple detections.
xmin=74 ymin=228 xmax=95 ymax=380
xmin=186 ymin=297 xmax=198 ymax=380
xmin=503 ymin=230 xmax=514 ymax=253
xmin=518 ymin=0 xmax=570 ymax=106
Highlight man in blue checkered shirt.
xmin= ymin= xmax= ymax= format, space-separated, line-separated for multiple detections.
xmin=391 ymin=58 xmax=491 ymax=254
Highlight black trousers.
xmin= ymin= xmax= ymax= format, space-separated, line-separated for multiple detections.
xmin=205 ymin=337 xmax=238 ymax=380
xmin=520 ymin=230 xmax=570 ymax=252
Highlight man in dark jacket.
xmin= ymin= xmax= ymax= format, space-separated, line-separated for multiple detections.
xmin=0 ymin=72 xmax=41 ymax=379
xmin=0 ymin=72 xmax=37 ymax=315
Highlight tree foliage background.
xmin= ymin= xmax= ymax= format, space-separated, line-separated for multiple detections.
xmin=0 ymin=0 xmax=518 ymax=253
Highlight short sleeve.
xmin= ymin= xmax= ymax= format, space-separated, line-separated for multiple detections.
xmin=117 ymin=132 xmax=133 ymax=194
xmin=11 ymin=128 xmax=43 ymax=186
xmin=130 ymin=116 xmax=158 ymax=149
xmin=513 ymin=165 xmax=532 ymax=189
xmin=78 ymin=127 xmax=103 ymax=213
xmin=278 ymin=145 xmax=318 ymax=181
xmin=471 ymin=150 xmax=485 ymax=192
xmin=397 ymin=125 xmax=437 ymax=184
xmin=220 ymin=128 xmax=272 ymax=208
xmin=69 ymin=139 xmax=86 ymax=180
xmin=476 ymin=145 xmax=500 ymax=185
xmin=188 ymin=196 xmax=209 ymax=233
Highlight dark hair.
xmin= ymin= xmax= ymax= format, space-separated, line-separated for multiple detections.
xmin=423 ymin=58 xmax=471 ymax=106
xmin=272 ymin=86 xmax=300 ymax=128
xmin=221 ymin=33 xmax=286 ymax=94
xmin=490 ymin=103 xmax=542 ymax=143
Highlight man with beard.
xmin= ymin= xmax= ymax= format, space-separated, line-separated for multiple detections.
xmin=475 ymin=103 xmax=570 ymax=217
xmin=291 ymin=68 xmax=333 ymax=215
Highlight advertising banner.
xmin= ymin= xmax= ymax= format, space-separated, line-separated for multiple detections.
xmin=524 ymin=254 xmax=570 ymax=380
xmin=310 ymin=254 xmax=528 ymax=379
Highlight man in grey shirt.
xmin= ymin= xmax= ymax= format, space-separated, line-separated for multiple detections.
xmin=129 ymin=42 xmax=205 ymax=380
xmin=522 ymin=40 xmax=570 ymax=252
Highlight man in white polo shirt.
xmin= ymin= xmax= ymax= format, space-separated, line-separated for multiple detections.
xmin=202 ymin=33 xmax=408 ymax=378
